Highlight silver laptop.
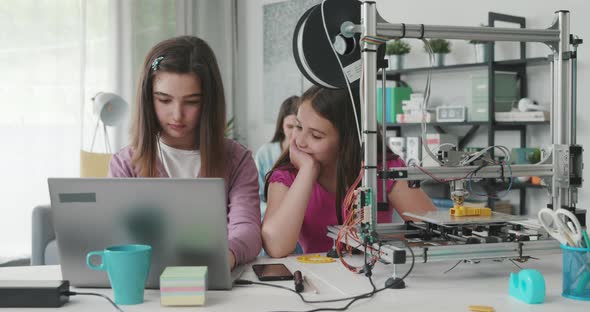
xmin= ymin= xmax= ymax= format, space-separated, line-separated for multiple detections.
xmin=48 ymin=178 xmax=243 ymax=290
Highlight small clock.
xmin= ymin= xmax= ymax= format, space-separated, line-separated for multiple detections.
xmin=436 ymin=106 xmax=466 ymax=122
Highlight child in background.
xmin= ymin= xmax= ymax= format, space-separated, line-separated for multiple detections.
xmin=262 ymin=86 xmax=436 ymax=258
xmin=255 ymin=95 xmax=299 ymax=218
xmin=109 ymin=36 xmax=261 ymax=269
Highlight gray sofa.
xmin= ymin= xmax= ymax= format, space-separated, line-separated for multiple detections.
xmin=31 ymin=205 xmax=59 ymax=265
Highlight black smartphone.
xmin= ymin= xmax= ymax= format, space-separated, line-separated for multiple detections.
xmin=252 ymin=263 xmax=294 ymax=281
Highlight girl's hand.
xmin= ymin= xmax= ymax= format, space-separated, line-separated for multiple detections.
xmin=289 ymin=139 xmax=319 ymax=176
xmin=229 ymin=249 xmax=236 ymax=271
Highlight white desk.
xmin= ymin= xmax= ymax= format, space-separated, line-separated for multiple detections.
xmin=0 ymin=254 xmax=588 ymax=311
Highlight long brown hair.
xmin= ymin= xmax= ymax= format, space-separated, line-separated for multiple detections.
xmin=130 ymin=36 xmax=226 ymax=177
xmin=270 ymin=95 xmax=299 ymax=143
xmin=264 ymin=86 xmax=396 ymax=224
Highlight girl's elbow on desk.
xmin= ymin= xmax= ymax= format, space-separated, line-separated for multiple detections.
xmin=264 ymin=247 xmax=291 ymax=259
xmin=262 ymin=242 xmax=292 ymax=258
xmin=261 ymin=226 xmax=296 ymax=258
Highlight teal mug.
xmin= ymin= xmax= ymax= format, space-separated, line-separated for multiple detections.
xmin=86 ymin=244 xmax=152 ymax=305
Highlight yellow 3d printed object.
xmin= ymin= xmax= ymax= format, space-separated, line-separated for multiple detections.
xmin=468 ymin=305 xmax=495 ymax=312
xmin=450 ymin=205 xmax=492 ymax=217
xmin=297 ymin=254 xmax=335 ymax=264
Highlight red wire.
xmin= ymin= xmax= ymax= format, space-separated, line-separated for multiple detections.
xmin=336 ymin=164 xmax=386 ymax=273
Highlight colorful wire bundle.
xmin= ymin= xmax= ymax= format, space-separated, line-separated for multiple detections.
xmin=360 ymin=35 xmax=390 ymax=46
xmin=335 ymin=165 xmax=383 ymax=273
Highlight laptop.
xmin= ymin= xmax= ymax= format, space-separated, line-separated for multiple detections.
xmin=48 ymin=178 xmax=244 ymax=290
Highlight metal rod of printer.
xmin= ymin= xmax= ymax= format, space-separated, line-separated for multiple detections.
xmin=361 ymin=1 xmax=379 ymax=227
xmin=376 ymin=23 xmax=559 ymax=43
xmin=386 ymin=164 xmax=553 ymax=181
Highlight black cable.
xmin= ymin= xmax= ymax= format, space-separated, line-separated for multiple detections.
xmin=296 ymin=241 xmax=416 ymax=312
xmin=400 ymin=23 xmax=406 ymax=38
xmin=509 ymin=259 xmax=523 ymax=270
xmin=234 ymin=279 xmax=375 ymax=305
xmin=443 ymin=260 xmax=463 ymax=274
xmin=235 ymin=240 xmax=416 ymax=312
xmin=374 ymin=239 xmax=416 ymax=294
xmin=418 ymin=24 xmax=425 ymax=39
xmin=63 ymin=291 xmax=124 ymax=312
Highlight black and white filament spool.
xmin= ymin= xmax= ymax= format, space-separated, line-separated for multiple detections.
xmin=292 ymin=0 xmax=363 ymax=89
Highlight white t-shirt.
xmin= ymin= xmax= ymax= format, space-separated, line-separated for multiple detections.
xmin=158 ymin=139 xmax=201 ymax=178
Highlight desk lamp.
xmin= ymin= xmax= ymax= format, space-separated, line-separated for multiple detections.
xmin=81 ymin=92 xmax=128 ymax=177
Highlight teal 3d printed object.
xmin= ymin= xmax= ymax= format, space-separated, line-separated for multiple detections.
xmin=509 ymin=269 xmax=545 ymax=304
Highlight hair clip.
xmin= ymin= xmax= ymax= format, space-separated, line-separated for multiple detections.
xmin=151 ymin=56 xmax=164 ymax=71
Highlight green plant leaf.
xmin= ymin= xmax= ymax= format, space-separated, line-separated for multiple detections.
xmin=424 ymin=39 xmax=451 ymax=54
xmin=225 ymin=116 xmax=235 ymax=138
xmin=386 ymin=39 xmax=411 ymax=55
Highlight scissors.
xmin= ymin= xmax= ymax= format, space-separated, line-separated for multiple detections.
xmin=538 ymin=208 xmax=583 ymax=247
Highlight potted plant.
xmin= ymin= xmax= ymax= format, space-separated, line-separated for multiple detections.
xmin=469 ymin=40 xmax=489 ymax=63
xmin=424 ymin=39 xmax=451 ymax=67
xmin=385 ymin=39 xmax=411 ymax=70
xmin=468 ymin=24 xmax=489 ymax=63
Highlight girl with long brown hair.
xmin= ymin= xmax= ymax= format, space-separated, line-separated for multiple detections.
xmin=109 ymin=36 xmax=261 ymax=269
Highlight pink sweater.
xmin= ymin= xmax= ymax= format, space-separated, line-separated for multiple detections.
xmin=108 ymin=138 xmax=262 ymax=265
xmin=268 ymin=158 xmax=404 ymax=253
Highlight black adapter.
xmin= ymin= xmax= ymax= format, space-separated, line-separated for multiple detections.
xmin=294 ymin=270 xmax=304 ymax=293
xmin=0 ymin=280 xmax=70 ymax=307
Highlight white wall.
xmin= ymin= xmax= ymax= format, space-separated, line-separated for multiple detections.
xmin=237 ymin=0 xmax=286 ymax=150
xmin=237 ymin=0 xmax=590 ymax=216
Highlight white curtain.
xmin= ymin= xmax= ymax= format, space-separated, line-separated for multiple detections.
xmin=0 ymin=0 xmax=236 ymax=261
xmin=177 ymin=0 xmax=238 ymax=122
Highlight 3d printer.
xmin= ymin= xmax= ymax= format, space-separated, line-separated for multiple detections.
xmin=292 ymin=0 xmax=584 ymax=286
